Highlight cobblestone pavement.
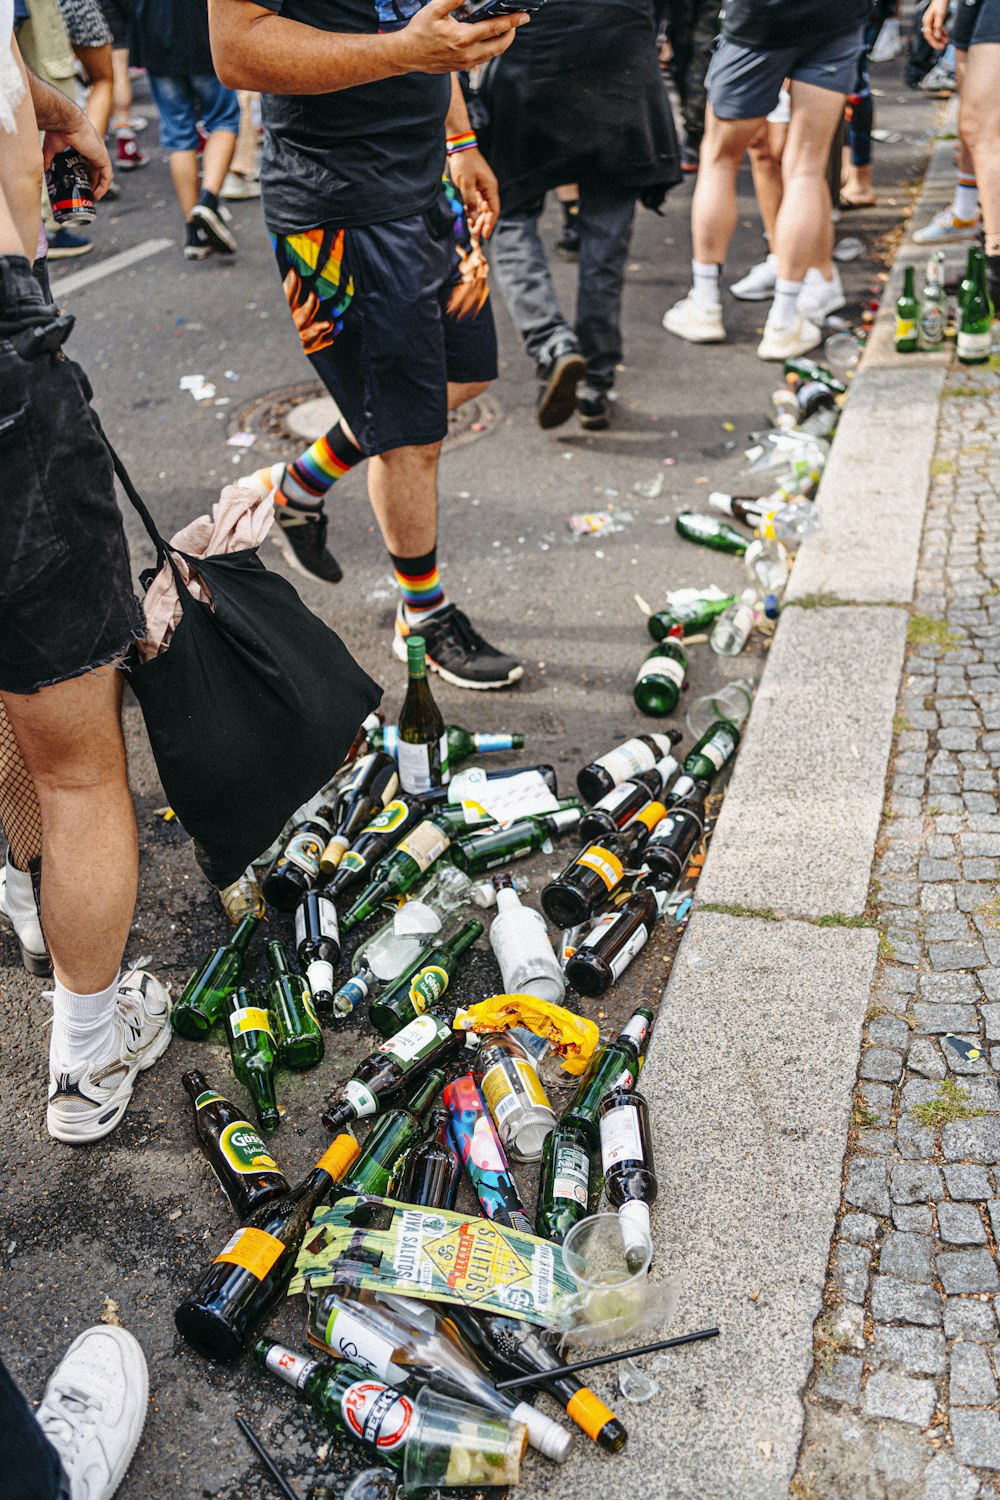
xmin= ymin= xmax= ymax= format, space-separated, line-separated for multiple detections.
xmin=794 ymin=361 xmax=1000 ymax=1500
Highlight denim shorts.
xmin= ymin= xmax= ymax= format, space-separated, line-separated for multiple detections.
xmin=707 ymin=25 xmax=866 ymax=119
xmin=147 ymin=72 xmax=241 ymax=153
xmin=0 ymin=257 xmax=141 ymax=695
xmin=969 ymin=0 xmax=1000 ymax=46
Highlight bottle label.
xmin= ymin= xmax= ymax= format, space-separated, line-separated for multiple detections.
xmin=594 ymin=738 xmax=656 ymax=783
xmin=367 ymin=799 xmax=410 ymax=834
xmin=481 ymin=1060 xmax=521 ymax=1127
xmin=600 ymin=1102 xmax=644 ymax=1171
xmin=316 ymin=1136 xmax=361 ymax=1180
xmin=409 ymin=964 xmax=449 ymax=1013
xmin=339 ymin=850 xmax=368 ymax=875
xmin=552 ymin=1141 xmax=590 ymax=1206
xmin=920 ymin=306 xmax=944 ymax=344
xmin=895 ymin=316 xmax=916 ymax=343
xmin=264 ymin=1344 xmax=320 ymax=1390
xmin=636 ymin=653 xmax=685 ymax=687
xmin=345 ymin=1078 xmax=379 ymax=1118
xmin=283 ymin=830 xmax=323 ymax=878
xmin=609 ymin=925 xmax=649 ymax=981
xmin=341 ymin=1381 xmax=413 ymax=1452
xmin=296 ymin=899 xmax=340 ymax=951
xmin=515 ymin=1057 xmax=549 ymax=1108
xmin=214 ymin=1225 xmax=285 ymax=1280
xmin=594 ymin=782 xmax=636 ymax=816
xmin=621 ymin=1010 xmax=651 ymax=1052
xmin=575 ymin=845 xmax=624 ymax=890
xmin=319 ymin=835 xmax=349 ymax=872
xmin=698 ymin=729 xmax=736 ymax=772
xmin=958 ymin=329 xmax=991 ymax=357
xmin=379 ymin=1013 xmax=448 ymax=1064
xmin=337 ymin=975 xmax=370 ymax=1013
xmin=194 ymin=1090 xmax=225 ymax=1109
xmin=679 ymin=513 xmax=720 ymax=540
xmin=581 ymin=910 xmax=623 ymax=949
xmin=229 ymin=1006 xmax=273 ymax=1038
xmin=306 ymin=959 xmax=334 ymax=1001
xmin=397 ymin=740 xmax=433 ymax=794
xmin=396 ymin=820 xmax=450 ymax=873
xmin=220 ymin=1120 xmax=280 ymax=1175
xmin=473 ymin=733 xmax=515 ymax=752
xmin=322 ymin=1305 xmax=397 ymax=1379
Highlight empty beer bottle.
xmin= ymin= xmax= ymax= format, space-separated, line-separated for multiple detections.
xmin=294 ymin=890 xmax=340 ymax=1017
xmin=450 ymin=805 xmax=582 ymax=877
xmin=600 ymin=1089 xmax=657 ymax=1271
xmin=675 ymin=512 xmax=748 ymax=556
xmin=174 ymin=1132 xmax=359 ymax=1363
xmin=744 ymin=518 xmax=788 ymax=619
xmin=563 ymin=1005 xmax=654 ymax=1150
xmin=225 ymin=987 xmax=280 ymax=1134
xmin=322 ymin=1013 xmax=462 ymax=1132
xmin=182 ymin=1070 xmax=288 ymax=1218
xmin=536 ymin=1117 xmax=599 ymax=1244
xmin=264 ymin=940 xmax=324 ymax=1071
xmin=218 ymin=868 xmax=266 ymax=925
xmin=398 ymin=1105 xmax=462 ymax=1209
xmin=782 ymin=356 xmax=846 ymax=395
xmin=959 ymin=243 xmax=985 ymax=314
xmin=326 ymin=795 xmax=426 ymax=898
xmin=263 ymin=808 xmax=334 ymax=911
xmin=370 ymin=917 xmax=483 ymax=1036
xmin=343 ymin=1069 xmax=444 ymax=1197
xmin=895 ymin=265 xmax=919 ymax=353
xmin=634 ymin=633 xmax=687 ymax=718
xmin=342 ymin=814 xmax=453 ymax=931
xmin=919 ymin=251 xmax=946 ymax=351
xmin=173 ymin=911 xmax=261 ymax=1039
xmin=708 ymin=492 xmax=775 ymax=527
xmin=564 ymin=883 xmax=662 ymax=998
xmin=958 ymin=252 xmax=993 ymax=365
xmin=647 ymin=592 xmax=736 ymax=642
xmin=576 ymin=731 xmax=680 ymax=804
xmin=421 ymin=763 xmax=558 ymax=807
xmin=643 ymin=784 xmax=706 ymax=886
xmin=374 ymin=723 xmax=525 ymax=766
xmin=683 ymin=718 xmax=739 ymax=786
xmin=579 ymin=752 xmax=679 ymax=842
xmin=488 ymin=873 xmax=564 ymax=1003
xmin=397 ymin=635 xmax=449 ymax=794
xmin=540 ymin=804 xmax=665 ymax=929
xmin=319 ymin=752 xmax=399 ymax=874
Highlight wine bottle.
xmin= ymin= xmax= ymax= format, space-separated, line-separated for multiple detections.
xmin=421 ymin=763 xmax=558 ymax=807
xmin=536 ymin=1116 xmax=599 ymax=1244
xmin=894 ymin=263 xmax=919 ymax=353
xmin=325 ymin=795 xmax=427 ymax=898
xmin=397 ymin=635 xmax=449 ymax=794
xmin=647 ymin=592 xmax=736 ymax=642
xmin=443 ymin=1072 xmax=534 ymax=1234
xmin=224 ymin=986 xmax=280 ymax=1135
xmin=643 ymin=785 xmax=706 ymax=886
xmin=474 ymin=1031 xmax=555 ymax=1162
xmin=321 ymin=1013 xmax=462 ymax=1132
xmin=576 ymin=731 xmax=680 ymax=804
xmin=172 ymin=911 xmax=261 ymax=1039
xmin=262 ymin=808 xmax=334 ymax=911
xmin=341 ymin=815 xmax=453 ymax=931
xmin=174 ymin=1133 xmax=360 ymax=1362
xmin=488 ymin=873 xmax=564 ymax=1003
xmin=682 ymin=719 xmax=739 ymax=786
xmin=373 ymin=723 xmax=525 ymax=766
xmin=578 ymin=753 xmax=679 ymax=842
xmin=318 ymin=751 xmax=399 ymax=874
xmin=343 ymin=1069 xmax=444 ymax=1197
xmin=633 ymin=633 xmax=687 ymax=718
xmin=674 ymin=512 xmax=748 ymax=555
xmin=562 ymin=1005 xmax=654 ymax=1150
xmin=182 ymin=1070 xmax=288 ymax=1218
xmin=564 ymin=884 xmax=662 ymax=998
xmin=264 ymin=939 xmax=324 ymax=1071
xmin=540 ymin=804 xmax=665 ymax=929
xmin=370 ymin=917 xmax=483 ymax=1036
xmin=450 ymin=806 xmax=582 ymax=877
xmin=294 ymin=890 xmax=340 ymax=1016
xmin=397 ymin=1105 xmax=462 ymax=1208
xmin=600 ymin=1088 xmax=658 ymax=1272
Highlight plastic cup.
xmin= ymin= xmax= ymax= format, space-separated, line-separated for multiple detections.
xmin=685 ymin=680 xmax=753 ymax=740
xmin=562 ymin=1212 xmax=682 ymax=1349
xmin=823 ymin=330 xmax=862 ymax=374
xmin=402 ymin=1388 xmax=527 ymax=1491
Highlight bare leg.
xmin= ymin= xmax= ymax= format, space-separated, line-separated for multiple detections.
xmin=447 ymin=379 xmax=488 ymax=410
xmin=691 ymin=106 xmax=766 ymax=264
xmin=110 ymin=46 xmax=132 ymax=123
xmin=168 ymin=149 xmax=200 ymax=218
xmin=200 ymin=130 xmax=237 ymax=199
xmin=749 ymin=119 xmax=787 ymax=246
xmin=368 ymin=442 xmax=441 ymax=558
xmin=230 ymin=91 xmax=259 ymax=178
xmin=773 ymin=79 xmax=847 ymax=282
xmin=75 ymin=43 xmax=113 ymax=140
xmin=961 ymin=43 xmax=1000 ymax=255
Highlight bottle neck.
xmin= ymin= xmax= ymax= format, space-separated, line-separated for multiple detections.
xmin=266 ymin=940 xmax=291 ymax=977
xmin=182 ymin=1069 xmax=208 ymax=1100
xmin=230 ymin=913 xmax=259 ymax=956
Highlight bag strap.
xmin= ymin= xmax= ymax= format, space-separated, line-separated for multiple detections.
xmin=98 ymin=422 xmax=190 ymax=597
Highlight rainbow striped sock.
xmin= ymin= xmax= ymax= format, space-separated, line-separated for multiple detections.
xmin=953 ymin=173 xmax=979 ymax=223
xmin=390 ymin=547 xmax=446 ymax=619
xmin=278 ymin=423 xmax=363 ymax=507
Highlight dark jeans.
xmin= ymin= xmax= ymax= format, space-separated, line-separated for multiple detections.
xmin=0 ymin=1357 xmax=69 ymax=1500
xmin=667 ymin=0 xmax=722 ymax=149
xmin=491 ymin=182 xmax=637 ymax=393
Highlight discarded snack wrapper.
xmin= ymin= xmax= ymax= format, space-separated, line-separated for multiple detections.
xmin=452 ymin=995 xmax=599 ymax=1075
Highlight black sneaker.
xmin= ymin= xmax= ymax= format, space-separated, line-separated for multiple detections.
xmin=577 ymin=385 xmax=611 ymax=430
xmin=272 ymin=505 xmax=343 ymax=584
xmin=556 ymin=205 xmax=580 ymax=261
xmin=536 ymin=346 xmax=586 ymax=430
xmin=393 ymin=603 xmax=523 ymax=690
xmin=184 ymin=221 xmax=212 ymax=261
xmin=190 ymin=193 xmax=237 ymax=255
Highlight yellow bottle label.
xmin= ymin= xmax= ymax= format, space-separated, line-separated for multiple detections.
xmin=214 ymin=1225 xmax=285 ymax=1280
xmin=316 ymin=1134 xmax=361 ymax=1182
xmin=895 ymin=317 xmax=916 ymax=342
xmin=409 ymin=964 xmax=449 ymax=1014
xmin=515 ymin=1057 xmax=548 ymax=1108
xmin=575 ymin=845 xmax=624 ymax=890
xmin=229 ymin=1005 xmax=272 ymax=1038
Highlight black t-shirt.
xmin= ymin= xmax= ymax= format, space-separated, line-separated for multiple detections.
xmin=131 ymin=0 xmax=215 ymax=76
xmin=722 ymin=0 xmax=869 ymax=49
xmin=250 ymin=0 xmax=450 ymax=234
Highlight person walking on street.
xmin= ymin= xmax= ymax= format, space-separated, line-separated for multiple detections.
xmin=662 ymin=0 xmax=721 ymax=172
xmin=211 ymin=0 xmax=526 ymax=689
xmin=663 ymin=0 xmax=867 ymax=360
xmin=913 ymin=0 xmax=981 ymax=246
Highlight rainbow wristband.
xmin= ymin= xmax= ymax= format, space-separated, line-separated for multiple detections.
xmin=446 ymin=131 xmax=478 ymax=156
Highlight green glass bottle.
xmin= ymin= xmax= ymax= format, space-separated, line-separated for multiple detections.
xmin=397 ymin=635 xmax=449 ymax=795
xmin=224 ymin=986 xmax=281 ymax=1134
xmin=172 ymin=911 xmax=261 ymax=1039
xmin=562 ymin=1005 xmax=655 ymax=1151
xmin=342 ymin=814 xmax=453 ymax=931
xmin=343 ymin=1069 xmax=445 ymax=1197
xmin=373 ymin=723 xmax=525 ymax=766
xmin=450 ymin=806 xmax=582 ymax=877
xmin=683 ymin=718 xmax=739 ymax=786
xmin=535 ymin=1116 xmax=599 ymax=1244
xmin=647 ymin=593 xmax=736 ymax=642
xmin=959 ymin=243 xmax=985 ymax=316
xmin=675 ymin=512 xmax=748 ymax=556
xmin=633 ymin=634 xmax=687 ymax=718
xmin=894 ymin=264 xmax=919 ymax=353
xmin=326 ymin=795 xmax=426 ymax=898
xmin=782 ymin=356 xmax=847 ymax=395
xmin=370 ymin=917 xmax=484 ymax=1037
xmin=264 ymin=939 xmax=325 ymax=1071
xmin=958 ymin=253 xmax=993 ymax=365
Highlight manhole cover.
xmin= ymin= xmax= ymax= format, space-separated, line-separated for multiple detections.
xmin=234 ymin=382 xmax=501 ymax=459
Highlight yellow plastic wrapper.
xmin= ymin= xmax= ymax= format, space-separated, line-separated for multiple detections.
xmin=452 ymin=994 xmax=599 ymax=1076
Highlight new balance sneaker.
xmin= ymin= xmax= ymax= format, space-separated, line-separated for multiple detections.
xmin=730 ymin=255 xmax=778 ymax=301
xmin=536 ymin=345 xmax=586 ymax=429
xmin=47 ymin=229 xmax=92 ymax=260
xmin=757 ymin=312 xmax=823 ymax=361
xmin=577 ymin=384 xmax=611 ymax=430
xmin=394 ymin=603 xmax=523 ymax=689
xmin=115 ymin=131 xmax=147 ymax=170
xmin=912 ymin=208 xmax=980 ymax=245
xmin=36 ymin=1325 xmax=148 ymax=1500
xmin=798 ymin=266 xmax=846 ymax=323
xmin=272 ymin=504 xmax=344 ymax=584
xmin=662 ymin=293 xmax=725 ymax=342
xmin=0 ymin=851 xmax=49 ymax=977
xmin=47 ymin=968 xmax=172 ymax=1144
xmin=190 ymin=194 xmax=237 ymax=255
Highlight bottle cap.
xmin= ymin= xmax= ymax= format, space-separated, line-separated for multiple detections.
xmin=512 ymin=1401 xmax=575 ymax=1462
xmin=316 ymin=1132 xmax=360 ymax=1181
xmin=406 ymin=635 xmax=427 ymax=671
xmin=635 ymin=801 xmax=667 ymax=831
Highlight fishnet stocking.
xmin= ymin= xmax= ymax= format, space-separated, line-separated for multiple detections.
xmin=0 ymin=701 xmax=43 ymax=870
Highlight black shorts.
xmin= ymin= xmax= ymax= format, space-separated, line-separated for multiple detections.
xmin=271 ymin=183 xmax=498 ymax=457
xmin=97 ymin=0 xmax=130 ymax=48
xmin=0 ymin=257 xmax=141 ymax=696
xmin=969 ymin=0 xmax=1000 ymax=44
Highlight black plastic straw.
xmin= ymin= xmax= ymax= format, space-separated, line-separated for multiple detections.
xmin=493 ymin=1325 xmax=721 ymax=1390
xmin=236 ymin=1414 xmax=302 ymax=1500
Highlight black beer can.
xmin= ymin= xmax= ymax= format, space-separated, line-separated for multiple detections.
xmin=45 ymin=149 xmax=96 ymax=226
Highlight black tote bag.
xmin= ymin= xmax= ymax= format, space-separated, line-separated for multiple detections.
xmin=110 ymin=446 xmax=382 ymax=889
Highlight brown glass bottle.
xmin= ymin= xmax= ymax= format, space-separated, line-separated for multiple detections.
xmin=182 ymin=1070 xmax=288 ymax=1218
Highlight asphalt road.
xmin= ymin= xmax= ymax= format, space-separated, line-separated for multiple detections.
xmin=0 ymin=58 xmax=942 ymax=1499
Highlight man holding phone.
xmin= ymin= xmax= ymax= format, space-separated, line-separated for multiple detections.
xmin=209 ymin=0 xmax=529 ymax=690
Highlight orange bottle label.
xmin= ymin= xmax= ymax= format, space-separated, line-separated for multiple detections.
xmin=214 ymin=1226 xmax=285 ymax=1280
xmin=566 ymin=1386 xmax=617 ymax=1440
xmin=316 ymin=1133 xmax=361 ymax=1182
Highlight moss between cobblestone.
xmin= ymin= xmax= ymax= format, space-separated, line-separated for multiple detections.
xmin=910 ymin=1078 xmax=984 ymax=1127
xmin=907 ymin=614 xmax=961 ymax=647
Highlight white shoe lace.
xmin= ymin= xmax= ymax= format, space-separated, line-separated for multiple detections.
xmin=37 ymin=1383 xmax=102 ymax=1456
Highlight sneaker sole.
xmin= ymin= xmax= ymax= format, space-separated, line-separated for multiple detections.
xmin=391 ymin=630 xmax=523 ymax=689
xmin=578 ymin=410 xmax=610 ymax=431
xmin=537 ymin=352 xmax=586 ymax=430
xmin=116 ymin=159 xmax=148 ymax=170
xmin=190 ymin=204 xmax=237 ymax=255
xmin=183 ymin=246 xmax=212 ymax=261
xmin=913 ymin=226 xmax=979 ymax=245
xmin=757 ymin=331 xmax=823 ymax=361
xmin=730 ymin=286 xmax=775 ymax=302
xmin=47 ymin=1012 xmax=173 ymax=1145
xmin=662 ymin=311 xmax=725 ymax=343
xmin=269 ymin=525 xmax=343 ymax=585
xmin=47 ymin=245 xmax=93 ymax=260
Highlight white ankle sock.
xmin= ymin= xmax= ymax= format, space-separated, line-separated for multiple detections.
xmin=953 ymin=174 xmax=979 ymax=221
xmin=50 ymin=975 xmax=119 ymax=1064
xmin=771 ymin=278 xmax=804 ymax=329
xmin=691 ymin=260 xmax=721 ymax=309
xmin=403 ymin=599 xmax=448 ymax=627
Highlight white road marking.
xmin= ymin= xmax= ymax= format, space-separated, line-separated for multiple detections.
xmin=51 ymin=237 xmax=174 ymax=296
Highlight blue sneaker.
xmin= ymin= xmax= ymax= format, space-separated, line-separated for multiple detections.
xmin=47 ymin=228 xmax=93 ymax=259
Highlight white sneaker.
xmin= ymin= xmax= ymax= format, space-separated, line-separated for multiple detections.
xmin=36 ymin=1325 xmax=148 ymax=1500
xmin=730 ymin=256 xmax=778 ymax=301
xmin=220 ymin=171 xmax=261 ymax=201
xmin=662 ymin=293 xmax=725 ymax=343
xmin=237 ymin=461 xmax=286 ymax=500
xmin=912 ymin=208 xmax=981 ymax=245
xmin=757 ymin=314 xmax=823 ymax=361
xmin=918 ymin=58 xmax=956 ymax=92
xmin=798 ymin=267 xmax=846 ymax=323
xmin=870 ymin=17 xmax=902 ymax=62
xmin=0 ymin=852 xmax=49 ymax=976
xmin=47 ymin=968 xmax=172 ymax=1144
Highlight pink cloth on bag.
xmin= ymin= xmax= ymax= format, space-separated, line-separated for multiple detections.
xmin=138 ymin=484 xmax=274 ymax=661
